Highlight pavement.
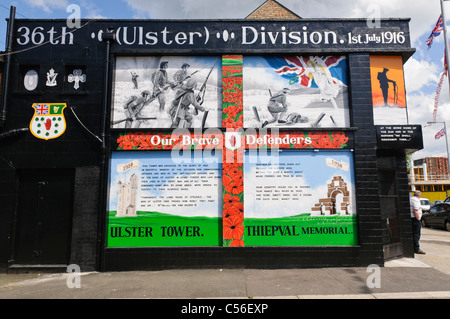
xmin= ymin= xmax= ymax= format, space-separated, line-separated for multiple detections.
xmin=0 ymin=227 xmax=449 ymax=300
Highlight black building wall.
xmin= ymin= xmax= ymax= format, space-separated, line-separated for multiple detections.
xmin=0 ymin=18 xmax=417 ymax=272
xmin=0 ymin=20 xmax=108 ymax=271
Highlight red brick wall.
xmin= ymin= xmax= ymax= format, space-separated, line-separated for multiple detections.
xmin=246 ymin=0 xmax=301 ymax=20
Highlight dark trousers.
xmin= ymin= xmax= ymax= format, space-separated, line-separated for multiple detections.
xmin=411 ymin=218 xmax=421 ymax=252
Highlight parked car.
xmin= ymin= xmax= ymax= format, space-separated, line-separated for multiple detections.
xmin=431 ymin=200 xmax=444 ymax=208
xmin=421 ymin=203 xmax=450 ymax=231
xmin=420 ymin=198 xmax=431 ymax=213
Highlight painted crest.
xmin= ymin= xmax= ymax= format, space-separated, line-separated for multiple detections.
xmin=24 ymin=70 xmax=39 ymax=91
xmin=46 ymin=68 xmax=58 ymax=87
xmin=29 ymin=103 xmax=67 ymax=140
xmin=68 ymin=69 xmax=86 ymax=90
xmin=224 ymin=131 xmax=242 ymax=151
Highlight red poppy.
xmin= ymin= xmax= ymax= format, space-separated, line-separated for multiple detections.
xmin=223 ymin=215 xmax=244 ymax=240
xmin=229 ymin=239 xmax=244 ymax=247
xmin=118 ymin=134 xmax=139 ymax=150
xmin=224 ymin=173 xmax=243 ymax=195
xmin=309 ymin=131 xmax=333 ymax=149
xmin=331 ymin=132 xmax=349 ymax=148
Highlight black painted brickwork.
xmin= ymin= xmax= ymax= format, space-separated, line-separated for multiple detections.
xmin=0 ymin=20 xmax=414 ymax=271
xmin=0 ymin=21 xmax=106 ymax=271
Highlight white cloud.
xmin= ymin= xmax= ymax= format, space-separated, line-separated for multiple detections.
xmin=404 ymin=57 xmax=441 ymax=93
xmin=24 ymin=0 xmax=69 ymax=13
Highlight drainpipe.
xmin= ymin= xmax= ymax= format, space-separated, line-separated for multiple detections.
xmin=97 ymin=27 xmax=115 ymax=271
xmin=0 ymin=6 xmax=16 ymax=128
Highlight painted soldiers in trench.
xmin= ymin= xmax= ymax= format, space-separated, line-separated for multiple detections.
xmin=152 ymin=61 xmax=174 ymax=112
xmin=124 ymin=90 xmax=152 ymax=128
xmin=169 ymin=78 xmax=208 ymax=128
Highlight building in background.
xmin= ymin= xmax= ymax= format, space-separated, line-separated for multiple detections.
xmin=410 ymin=157 xmax=450 ymax=201
xmin=0 ymin=0 xmax=423 ymax=272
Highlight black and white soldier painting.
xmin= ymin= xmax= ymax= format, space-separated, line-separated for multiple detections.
xmin=111 ymin=56 xmax=222 ymax=129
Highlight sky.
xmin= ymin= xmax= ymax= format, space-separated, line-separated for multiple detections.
xmin=0 ymin=0 xmax=449 ymax=161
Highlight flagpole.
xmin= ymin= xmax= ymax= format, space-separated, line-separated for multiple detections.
xmin=441 ymin=0 xmax=450 ymax=88
xmin=429 ymin=121 xmax=450 ymax=177
xmin=444 ymin=122 xmax=450 ymax=177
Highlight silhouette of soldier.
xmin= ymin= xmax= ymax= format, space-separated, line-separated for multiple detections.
xmin=377 ymin=68 xmax=396 ymax=106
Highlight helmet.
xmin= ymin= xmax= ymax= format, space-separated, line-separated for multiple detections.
xmin=141 ymin=90 xmax=151 ymax=96
xmin=185 ymin=78 xmax=197 ymax=90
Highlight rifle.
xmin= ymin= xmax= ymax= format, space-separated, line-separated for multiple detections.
xmin=393 ymin=81 xmax=398 ymax=106
xmin=112 ymin=117 xmax=156 ymax=126
xmin=201 ymin=110 xmax=209 ymax=129
xmin=194 ymin=57 xmax=219 ymax=115
xmin=171 ymin=97 xmax=184 ymax=128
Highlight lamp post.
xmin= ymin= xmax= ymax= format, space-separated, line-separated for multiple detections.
xmin=428 ymin=121 xmax=450 ymax=178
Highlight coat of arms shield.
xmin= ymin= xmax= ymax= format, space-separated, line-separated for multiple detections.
xmin=29 ymin=103 xmax=67 ymax=140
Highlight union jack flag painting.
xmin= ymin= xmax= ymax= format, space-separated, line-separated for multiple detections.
xmin=33 ymin=104 xmax=49 ymax=115
xmin=435 ymin=128 xmax=445 ymax=140
xmin=426 ymin=15 xmax=444 ymax=50
xmin=264 ymin=56 xmax=348 ymax=89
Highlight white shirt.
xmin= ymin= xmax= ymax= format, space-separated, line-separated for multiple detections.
xmin=410 ymin=196 xmax=422 ymax=219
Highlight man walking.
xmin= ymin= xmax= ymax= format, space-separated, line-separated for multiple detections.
xmin=410 ymin=190 xmax=426 ymax=254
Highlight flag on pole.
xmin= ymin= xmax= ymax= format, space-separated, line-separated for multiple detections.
xmin=435 ymin=127 xmax=446 ymax=140
xmin=426 ymin=15 xmax=444 ymax=50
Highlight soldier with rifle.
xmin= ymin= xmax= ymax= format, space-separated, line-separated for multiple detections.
xmin=152 ymin=61 xmax=175 ymax=112
xmin=169 ymin=79 xmax=209 ymax=128
xmin=122 ymin=90 xmax=153 ymax=128
xmin=377 ymin=68 xmax=397 ymax=106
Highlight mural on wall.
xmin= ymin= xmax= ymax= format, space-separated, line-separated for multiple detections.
xmin=244 ymin=56 xmax=350 ymax=128
xmin=108 ymin=54 xmax=358 ymax=248
xmin=370 ymin=55 xmax=408 ymax=125
xmin=243 ymin=150 xmax=358 ymax=246
xmin=111 ymin=56 xmax=222 ymax=129
xmin=107 ymin=151 xmax=223 ymax=247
